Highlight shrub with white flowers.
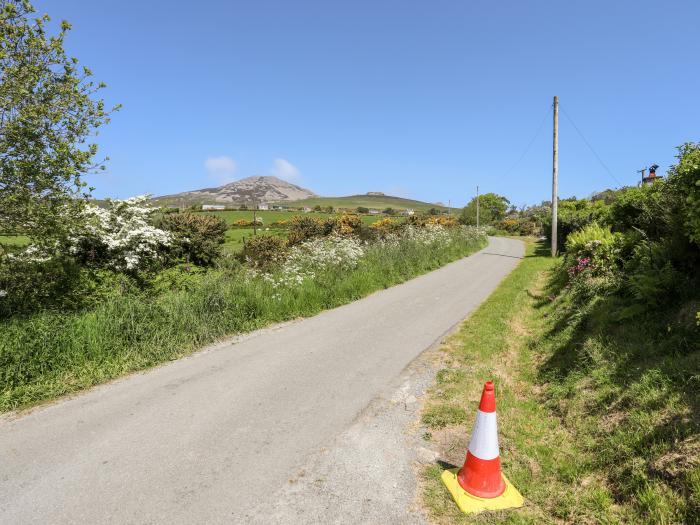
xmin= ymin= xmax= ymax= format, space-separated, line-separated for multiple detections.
xmin=263 ymin=235 xmax=365 ymax=290
xmin=68 ymin=195 xmax=172 ymax=271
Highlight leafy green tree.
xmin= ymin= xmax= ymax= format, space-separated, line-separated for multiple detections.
xmin=459 ymin=193 xmax=510 ymax=225
xmin=0 ymin=0 xmax=118 ymax=243
xmin=666 ymin=142 xmax=700 ymax=246
xmin=383 ymin=207 xmax=395 ymax=215
xmin=356 ymin=206 xmax=369 ymax=214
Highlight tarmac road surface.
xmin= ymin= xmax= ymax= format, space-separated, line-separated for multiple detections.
xmin=0 ymin=236 xmax=524 ymax=524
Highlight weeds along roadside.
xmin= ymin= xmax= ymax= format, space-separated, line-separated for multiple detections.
xmin=420 ymin=239 xmax=699 ymax=524
xmin=0 ymin=226 xmax=486 ymax=412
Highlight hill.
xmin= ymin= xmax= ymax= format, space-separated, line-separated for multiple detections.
xmin=274 ymin=194 xmax=450 ymax=212
xmin=153 ymin=176 xmax=315 ymax=206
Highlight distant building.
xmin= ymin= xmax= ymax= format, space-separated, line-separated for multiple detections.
xmin=303 ymin=206 xmax=312 ymax=212
xmin=368 ymin=209 xmax=381 ymax=215
xmin=641 ymin=164 xmax=662 ymax=186
xmin=202 ymin=204 xmax=226 ymax=211
xmin=258 ymin=203 xmax=270 ymax=210
xmin=403 ymin=208 xmax=415 ymax=216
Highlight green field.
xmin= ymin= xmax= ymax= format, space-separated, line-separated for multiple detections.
xmin=198 ymin=210 xmax=386 ymax=253
xmin=0 ymin=235 xmax=29 ymax=247
xmin=0 ymin=211 xmax=393 ymax=254
xmin=271 ymin=194 xmax=452 ymax=212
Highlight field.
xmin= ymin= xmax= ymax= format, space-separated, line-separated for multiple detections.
xmin=198 ymin=210 xmax=387 ymax=253
xmin=0 ymin=212 xmax=392 ymax=254
xmin=0 ymin=235 xmax=29 ymax=248
xmin=271 ymin=194 xmax=452 ymax=212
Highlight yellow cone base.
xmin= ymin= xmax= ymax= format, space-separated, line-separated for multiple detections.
xmin=441 ymin=468 xmax=524 ymax=514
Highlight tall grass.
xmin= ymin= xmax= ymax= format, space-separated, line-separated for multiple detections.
xmin=420 ymin=240 xmax=699 ymax=524
xmin=0 ymin=232 xmax=486 ymax=411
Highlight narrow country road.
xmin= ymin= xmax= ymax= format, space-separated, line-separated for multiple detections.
xmin=0 ymin=237 xmax=524 ymax=524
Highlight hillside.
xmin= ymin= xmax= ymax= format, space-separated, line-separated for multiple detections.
xmin=153 ymin=176 xmax=315 ymax=206
xmin=274 ymin=194 xmax=450 ymax=212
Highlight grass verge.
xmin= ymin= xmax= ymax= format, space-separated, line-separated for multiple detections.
xmin=0 ymin=235 xmax=486 ymax=412
xmin=420 ymin=239 xmax=699 ymax=524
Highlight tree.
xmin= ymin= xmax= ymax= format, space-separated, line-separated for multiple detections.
xmin=356 ymin=206 xmax=369 ymax=214
xmin=0 ymin=1 xmax=118 ymax=243
xmin=382 ymin=207 xmax=395 ymax=215
xmin=459 ymin=193 xmax=510 ymax=225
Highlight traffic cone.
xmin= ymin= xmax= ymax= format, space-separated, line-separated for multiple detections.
xmin=440 ymin=381 xmax=524 ymax=514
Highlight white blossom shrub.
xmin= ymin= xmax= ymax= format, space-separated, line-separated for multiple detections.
xmin=69 ymin=195 xmax=172 ymax=271
xmin=263 ymin=235 xmax=365 ymax=290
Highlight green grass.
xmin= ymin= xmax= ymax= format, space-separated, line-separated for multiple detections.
xmin=0 ymin=234 xmax=487 ymax=412
xmin=420 ymin=240 xmax=700 ymax=524
xmin=0 ymin=235 xmax=29 ymax=247
xmin=271 ymin=194 xmax=451 ymax=212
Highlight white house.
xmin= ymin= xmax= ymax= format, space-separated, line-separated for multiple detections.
xmin=202 ymin=204 xmax=225 ymax=211
xmin=368 ymin=209 xmax=381 ymax=215
xmin=258 ymin=203 xmax=270 ymax=210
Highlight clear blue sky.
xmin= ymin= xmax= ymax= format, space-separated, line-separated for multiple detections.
xmin=34 ymin=0 xmax=700 ymax=207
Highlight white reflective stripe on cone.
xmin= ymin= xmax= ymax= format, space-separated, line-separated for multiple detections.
xmin=467 ymin=410 xmax=500 ymax=460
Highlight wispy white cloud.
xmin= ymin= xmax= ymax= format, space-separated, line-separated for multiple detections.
xmin=204 ymin=156 xmax=237 ymax=183
xmin=271 ymin=158 xmax=300 ymax=181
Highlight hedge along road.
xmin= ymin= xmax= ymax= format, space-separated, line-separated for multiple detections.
xmin=0 ymin=237 xmax=524 ymax=524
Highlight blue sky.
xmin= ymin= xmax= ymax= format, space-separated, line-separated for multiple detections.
xmin=34 ymin=0 xmax=700 ymax=207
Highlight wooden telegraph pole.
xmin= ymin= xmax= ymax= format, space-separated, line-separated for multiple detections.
xmin=476 ymin=185 xmax=480 ymax=228
xmin=253 ymin=202 xmax=257 ymax=236
xmin=551 ymin=96 xmax=559 ymax=257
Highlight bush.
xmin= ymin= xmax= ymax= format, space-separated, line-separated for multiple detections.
xmin=356 ymin=207 xmax=369 ymax=214
xmin=369 ymin=217 xmax=399 ymax=235
xmin=609 ymin=184 xmax=669 ymax=240
xmin=335 ymin=214 xmax=362 ymax=236
xmin=69 ymin=196 xmax=173 ymax=272
xmin=242 ymin=235 xmax=288 ymax=268
xmin=150 ymin=263 xmax=208 ymax=294
xmin=426 ymin=215 xmax=457 ymax=228
xmin=666 ymin=142 xmax=700 ymax=247
xmin=543 ymin=197 xmax=610 ymax=248
xmin=495 ymin=218 xmax=540 ymax=236
xmin=287 ymin=216 xmax=335 ymax=245
xmin=0 ymin=255 xmax=137 ymax=318
xmin=565 ymin=223 xmax=621 ymax=278
xmin=159 ymin=212 xmax=227 ymax=266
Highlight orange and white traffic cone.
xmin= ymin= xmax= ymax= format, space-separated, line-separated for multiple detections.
xmin=440 ymin=381 xmax=524 ymax=514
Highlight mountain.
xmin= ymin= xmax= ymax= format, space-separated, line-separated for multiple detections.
xmin=272 ymin=195 xmax=453 ymax=212
xmin=154 ymin=176 xmax=315 ymax=206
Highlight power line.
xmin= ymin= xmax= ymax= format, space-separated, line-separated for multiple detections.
xmin=561 ymin=105 xmax=671 ymax=227
xmin=500 ymin=104 xmax=551 ymax=179
xmin=559 ymin=106 xmax=625 ymax=187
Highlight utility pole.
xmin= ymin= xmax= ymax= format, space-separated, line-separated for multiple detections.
xmin=637 ymin=167 xmax=647 ymax=186
xmin=253 ymin=202 xmax=257 ymax=236
xmin=476 ymin=185 xmax=480 ymax=228
xmin=551 ymin=96 xmax=558 ymax=257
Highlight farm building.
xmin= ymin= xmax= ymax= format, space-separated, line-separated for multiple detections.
xmin=202 ymin=204 xmax=226 ymax=211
